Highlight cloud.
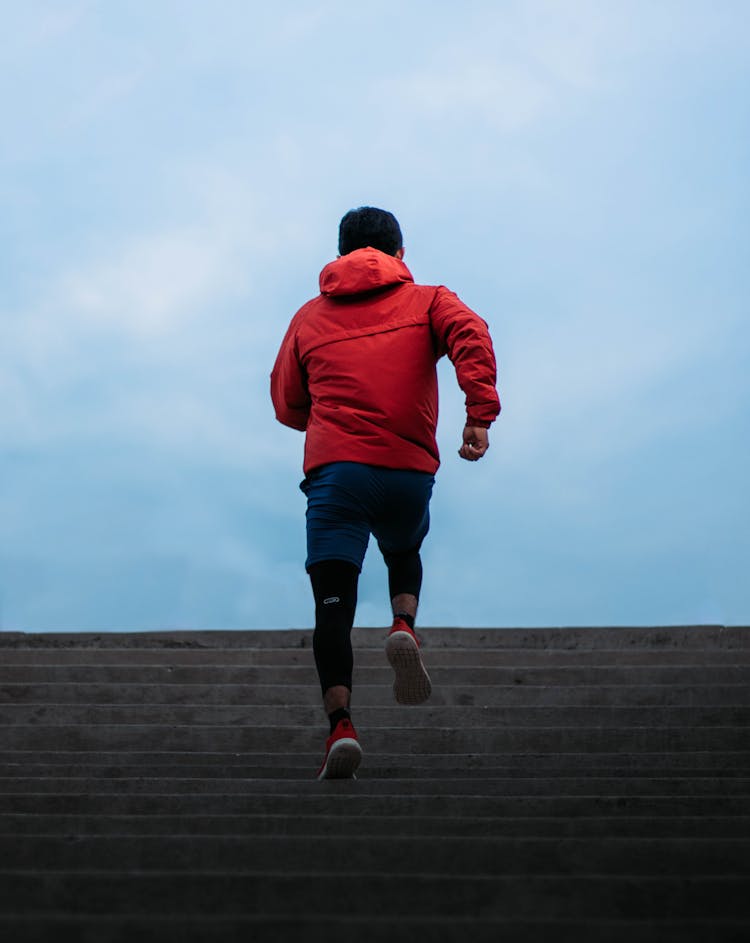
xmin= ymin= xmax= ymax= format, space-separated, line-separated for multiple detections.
xmin=0 ymin=161 xmax=313 ymax=471
xmin=375 ymin=1 xmax=630 ymax=135
xmin=37 ymin=1 xmax=90 ymax=39
xmin=60 ymin=63 xmax=148 ymax=130
xmin=389 ymin=62 xmax=551 ymax=133
xmin=60 ymin=225 xmax=245 ymax=338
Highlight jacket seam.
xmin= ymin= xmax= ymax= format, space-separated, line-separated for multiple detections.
xmin=300 ymin=319 xmax=429 ymax=359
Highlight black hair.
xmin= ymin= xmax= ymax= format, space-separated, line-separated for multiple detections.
xmin=338 ymin=206 xmax=403 ymax=256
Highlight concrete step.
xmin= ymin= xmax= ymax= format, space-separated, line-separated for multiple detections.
xmin=3 ymin=664 xmax=748 ymax=684
xmin=2 ymin=723 xmax=745 ymax=753
xmin=1 ymin=776 xmax=748 ymax=797
xmin=3 ymin=793 xmax=747 ymax=817
xmin=4 ymin=767 xmax=747 ymax=784
xmin=11 ymin=766 xmax=743 ymax=783
xmin=3 ymin=704 xmax=747 ymax=727
xmin=2 ymin=647 xmax=748 ymax=666
xmin=5 ymin=759 xmax=748 ymax=781
xmin=3 ymin=750 xmax=747 ymax=772
xmin=0 ymin=915 xmax=746 ymax=943
xmin=2 ymin=625 xmax=746 ymax=649
xmin=4 ymin=812 xmax=749 ymax=839
xmin=0 ymin=872 xmax=748 ymax=918
xmin=4 ymin=681 xmax=747 ymax=706
xmin=2 ymin=834 xmax=748 ymax=875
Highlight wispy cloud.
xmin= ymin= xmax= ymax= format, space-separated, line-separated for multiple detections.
xmin=61 ymin=226 xmax=244 ymax=338
xmin=0 ymin=163 xmax=301 ymax=468
xmin=60 ymin=63 xmax=148 ymax=130
xmin=378 ymin=1 xmax=628 ymax=134
xmin=36 ymin=1 xmax=90 ymax=40
xmin=389 ymin=62 xmax=551 ymax=132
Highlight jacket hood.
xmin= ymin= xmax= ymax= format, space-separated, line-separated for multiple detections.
xmin=319 ymin=247 xmax=413 ymax=297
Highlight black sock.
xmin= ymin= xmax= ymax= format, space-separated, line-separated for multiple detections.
xmin=328 ymin=707 xmax=351 ymax=734
xmin=394 ymin=611 xmax=415 ymax=630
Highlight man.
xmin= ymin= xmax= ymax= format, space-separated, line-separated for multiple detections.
xmin=271 ymin=206 xmax=500 ymax=779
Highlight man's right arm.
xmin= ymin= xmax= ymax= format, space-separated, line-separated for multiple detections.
xmin=270 ymin=314 xmax=311 ymax=431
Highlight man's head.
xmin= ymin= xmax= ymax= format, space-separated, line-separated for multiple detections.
xmin=338 ymin=206 xmax=403 ymax=258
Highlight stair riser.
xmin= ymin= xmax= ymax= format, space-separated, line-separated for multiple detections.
xmin=0 ymin=873 xmax=748 ymax=918
xmin=1 ymin=835 xmax=748 ymax=875
xmin=0 ymin=916 xmax=746 ymax=943
xmin=4 ymin=682 xmax=748 ymax=707
xmin=3 ymin=706 xmax=748 ymax=726
xmin=2 ymin=626 xmax=746 ymax=650
xmin=2 ymin=726 xmax=745 ymax=753
xmin=2 ymin=794 xmax=745 ymax=816
xmin=0 ymin=778 xmax=748 ymax=797
xmin=2 ymin=666 xmax=748 ymax=684
xmin=3 ymin=813 xmax=749 ymax=839
xmin=5 ymin=764 xmax=749 ymax=781
xmin=3 ymin=750 xmax=746 ymax=771
xmin=3 ymin=649 xmax=748 ymax=666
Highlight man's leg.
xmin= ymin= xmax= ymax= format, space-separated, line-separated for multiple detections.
xmin=302 ymin=464 xmax=374 ymax=778
xmin=383 ymin=546 xmax=423 ymax=627
xmin=308 ymin=559 xmax=359 ymax=720
xmin=308 ymin=558 xmax=363 ymax=779
xmin=381 ymin=546 xmax=432 ymax=705
xmin=373 ymin=469 xmax=434 ymax=705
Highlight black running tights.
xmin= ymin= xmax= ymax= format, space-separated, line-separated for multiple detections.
xmin=309 ymin=548 xmax=423 ymax=695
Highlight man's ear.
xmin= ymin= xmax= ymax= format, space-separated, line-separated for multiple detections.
xmin=395 ymin=247 xmax=405 ymax=260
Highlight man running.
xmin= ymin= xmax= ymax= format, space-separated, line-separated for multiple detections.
xmin=271 ymin=206 xmax=500 ymax=779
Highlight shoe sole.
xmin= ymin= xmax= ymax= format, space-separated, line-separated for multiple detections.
xmin=317 ymin=737 xmax=362 ymax=780
xmin=386 ymin=630 xmax=432 ymax=705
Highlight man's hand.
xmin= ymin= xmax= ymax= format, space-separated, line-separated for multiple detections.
xmin=458 ymin=425 xmax=489 ymax=461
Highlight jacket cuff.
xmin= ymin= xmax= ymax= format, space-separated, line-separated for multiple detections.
xmin=466 ymin=417 xmax=492 ymax=429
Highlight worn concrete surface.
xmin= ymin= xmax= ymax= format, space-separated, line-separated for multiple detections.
xmin=1 ymin=625 xmax=748 ymax=941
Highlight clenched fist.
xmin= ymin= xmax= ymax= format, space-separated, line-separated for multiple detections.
xmin=458 ymin=425 xmax=489 ymax=461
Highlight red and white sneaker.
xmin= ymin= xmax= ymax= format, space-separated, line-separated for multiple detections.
xmin=385 ymin=617 xmax=432 ymax=705
xmin=316 ymin=718 xmax=362 ymax=780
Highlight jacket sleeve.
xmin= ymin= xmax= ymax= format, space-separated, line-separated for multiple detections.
xmin=270 ymin=312 xmax=311 ymax=431
xmin=429 ymin=286 xmax=501 ymax=427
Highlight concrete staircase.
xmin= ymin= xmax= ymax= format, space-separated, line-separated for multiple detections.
xmin=0 ymin=625 xmax=748 ymax=941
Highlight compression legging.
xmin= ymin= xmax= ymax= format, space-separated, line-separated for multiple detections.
xmin=309 ymin=560 xmax=359 ymax=694
xmin=382 ymin=546 xmax=423 ymax=601
xmin=309 ymin=550 xmax=423 ymax=695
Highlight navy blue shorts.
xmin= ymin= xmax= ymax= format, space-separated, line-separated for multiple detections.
xmin=300 ymin=462 xmax=435 ymax=571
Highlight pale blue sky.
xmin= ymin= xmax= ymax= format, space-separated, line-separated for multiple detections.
xmin=1 ymin=1 xmax=748 ymax=630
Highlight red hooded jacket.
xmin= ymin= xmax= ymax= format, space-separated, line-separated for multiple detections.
xmin=271 ymin=248 xmax=500 ymax=475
